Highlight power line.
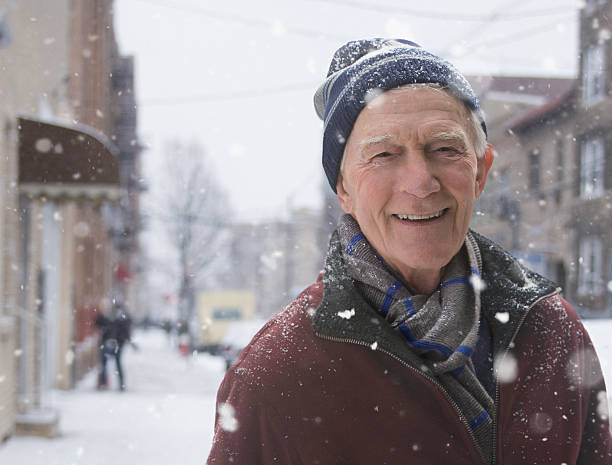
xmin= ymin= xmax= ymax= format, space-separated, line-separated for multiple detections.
xmin=440 ymin=0 xmax=530 ymax=56
xmin=139 ymin=81 xmax=319 ymax=106
xmin=453 ymin=13 xmax=576 ymax=53
xmin=306 ymin=0 xmax=577 ymax=21
xmin=134 ymin=0 xmax=347 ymax=41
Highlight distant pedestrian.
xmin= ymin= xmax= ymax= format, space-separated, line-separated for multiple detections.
xmin=95 ymin=303 xmax=133 ymax=391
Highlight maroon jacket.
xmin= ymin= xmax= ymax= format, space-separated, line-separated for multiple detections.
xmin=207 ymin=233 xmax=612 ymax=464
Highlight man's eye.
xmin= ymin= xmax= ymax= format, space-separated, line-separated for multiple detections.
xmin=434 ymin=146 xmax=463 ymax=156
xmin=374 ymin=151 xmax=392 ymax=158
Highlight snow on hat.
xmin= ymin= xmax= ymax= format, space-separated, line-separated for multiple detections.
xmin=314 ymin=38 xmax=487 ymax=193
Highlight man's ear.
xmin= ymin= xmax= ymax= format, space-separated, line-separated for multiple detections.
xmin=475 ymin=144 xmax=494 ymax=198
xmin=336 ymin=171 xmax=353 ymax=214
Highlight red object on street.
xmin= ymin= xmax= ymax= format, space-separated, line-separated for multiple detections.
xmin=178 ymin=333 xmax=191 ymax=357
xmin=178 ymin=344 xmax=190 ymax=357
xmin=114 ymin=263 xmax=132 ymax=283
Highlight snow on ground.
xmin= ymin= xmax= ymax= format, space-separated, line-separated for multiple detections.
xmin=0 ymin=328 xmax=226 ymax=465
xmin=583 ymin=319 xmax=612 ymax=398
xmin=1 ymin=320 xmax=612 ymax=465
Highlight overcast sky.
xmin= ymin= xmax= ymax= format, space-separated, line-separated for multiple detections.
xmin=115 ymin=0 xmax=580 ymax=223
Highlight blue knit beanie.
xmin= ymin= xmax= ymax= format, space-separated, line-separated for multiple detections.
xmin=314 ymin=38 xmax=487 ymax=193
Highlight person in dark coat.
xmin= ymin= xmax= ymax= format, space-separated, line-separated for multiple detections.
xmin=95 ymin=304 xmax=132 ymax=391
xmin=207 ymin=39 xmax=612 ymax=464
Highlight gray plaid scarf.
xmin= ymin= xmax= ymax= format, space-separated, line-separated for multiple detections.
xmin=336 ymin=214 xmax=495 ymax=464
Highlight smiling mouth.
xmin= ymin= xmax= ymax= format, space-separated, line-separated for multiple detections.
xmin=393 ymin=208 xmax=448 ymax=222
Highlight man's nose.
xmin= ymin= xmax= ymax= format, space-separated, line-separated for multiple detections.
xmin=396 ymin=152 xmax=441 ymax=198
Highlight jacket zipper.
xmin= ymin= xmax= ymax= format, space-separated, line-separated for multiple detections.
xmin=316 ymin=287 xmax=561 ymax=465
xmin=314 ymin=332 xmax=486 ymax=465
xmin=490 ymin=287 xmax=561 ymax=465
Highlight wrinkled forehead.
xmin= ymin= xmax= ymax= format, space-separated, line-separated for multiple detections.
xmin=353 ymin=84 xmax=473 ymax=137
xmin=339 ymin=84 xmax=475 ymax=170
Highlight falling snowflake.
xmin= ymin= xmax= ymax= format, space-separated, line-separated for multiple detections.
xmin=597 ymin=391 xmax=609 ymax=420
xmin=65 ymin=350 xmax=75 ymax=366
xmin=494 ymin=353 xmax=518 ymax=384
xmin=337 ymin=308 xmax=355 ymax=320
xmin=74 ymin=222 xmax=90 ymax=238
xmin=218 ymin=403 xmax=239 ymax=432
xmin=270 ymin=19 xmax=286 ymax=36
xmin=566 ymin=348 xmax=603 ymax=388
xmin=364 ymin=88 xmax=384 ymax=106
xmin=370 ymin=341 xmax=378 ymax=350
xmin=469 ymin=274 xmax=487 ymax=293
xmin=495 ymin=312 xmax=510 ymax=324
xmin=529 ymin=412 xmax=552 ymax=434
xmin=35 ymin=138 xmax=52 ymax=153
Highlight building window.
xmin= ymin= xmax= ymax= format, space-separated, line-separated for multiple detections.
xmin=212 ymin=308 xmax=241 ymax=320
xmin=528 ymin=148 xmax=541 ymax=192
xmin=585 ymin=0 xmax=607 ymax=15
xmin=554 ymin=139 xmax=564 ymax=205
xmin=579 ymin=236 xmax=603 ymax=295
xmin=583 ymin=43 xmax=606 ymax=107
xmin=0 ymin=9 xmax=10 ymax=47
xmin=580 ymin=137 xmax=604 ymax=199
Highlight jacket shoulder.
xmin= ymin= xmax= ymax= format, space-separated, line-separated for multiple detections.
xmin=528 ymin=293 xmax=593 ymax=345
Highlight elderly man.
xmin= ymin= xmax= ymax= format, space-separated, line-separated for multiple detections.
xmin=207 ymin=39 xmax=611 ymax=465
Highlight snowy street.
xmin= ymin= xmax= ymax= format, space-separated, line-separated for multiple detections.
xmin=0 ymin=320 xmax=611 ymax=465
xmin=0 ymin=329 xmax=226 ymax=465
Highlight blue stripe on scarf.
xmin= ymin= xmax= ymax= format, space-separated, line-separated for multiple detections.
xmin=402 ymin=297 xmax=416 ymax=317
xmin=346 ymin=233 xmax=364 ymax=255
xmin=398 ymin=322 xmax=453 ymax=357
xmin=451 ymin=365 xmax=465 ymax=377
xmin=380 ymin=281 xmax=400 ymax=316
xmin=441 ymin=276 xmax=469 ymax=288
xmin=469 ymin=410 xmax=489 ymax=431
xmin=456 ymin=345 xmax=473 ymax=357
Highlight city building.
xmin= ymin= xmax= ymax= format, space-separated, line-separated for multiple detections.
xmin=0 ymin=0 xmax=141 ymax=440
xmin=472 ymin=0 xmax=612 ymax=317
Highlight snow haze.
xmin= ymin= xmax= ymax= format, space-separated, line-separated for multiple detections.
xmin=114 ymin=0 xmax=579 ymax=221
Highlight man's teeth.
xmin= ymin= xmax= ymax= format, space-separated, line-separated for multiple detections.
xmin=394 ymin=210 xmax=445 ymax=221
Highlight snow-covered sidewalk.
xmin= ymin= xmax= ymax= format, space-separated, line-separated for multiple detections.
xmin=0 ymin=329 xmax=226 ymax=465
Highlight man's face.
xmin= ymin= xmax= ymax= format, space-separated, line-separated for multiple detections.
xmin=337 ymin=86 xmax=493 ymax=287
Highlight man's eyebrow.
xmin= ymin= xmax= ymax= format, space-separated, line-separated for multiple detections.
xmin=357 ymin=134 xmax=395 ymax=147
xmin=428 ymin=130 xmax=468 ymax=144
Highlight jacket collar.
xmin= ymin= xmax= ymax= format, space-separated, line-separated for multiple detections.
xmin=471 ymin=230 xmax=560 ymax=353
xmin=313 ymin=230 xmax=560 ymax=359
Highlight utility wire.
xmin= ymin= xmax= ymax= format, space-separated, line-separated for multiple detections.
xmin=306 ymin=0 xmax=577 ymax=21
xmin=436 ymin=0 xmax=576 ymax=59
xmin=134 ymin=0 xmax=347 ymax=41
xmin=439 ymin=0 xmax=531 ymax=56
xmin=454 ymin=13 xmax=576 ymax=53
xmin=139 ymin=81 xmax=319 ymax=106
